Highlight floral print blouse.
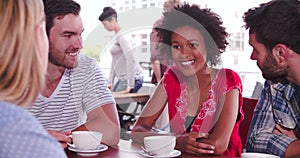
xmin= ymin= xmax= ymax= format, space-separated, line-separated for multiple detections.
xmin=162 ymin=67 xmax=243 ymax=157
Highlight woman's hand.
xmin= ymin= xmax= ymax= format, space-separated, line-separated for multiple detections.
xmin=48 ymin=130 xmax=72 ymax=149
xmin=175 ymin=132 xmax=215 ymax=155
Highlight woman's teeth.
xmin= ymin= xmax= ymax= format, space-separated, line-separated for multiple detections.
xmin=181 ymin=60 xmax=195 ymax=65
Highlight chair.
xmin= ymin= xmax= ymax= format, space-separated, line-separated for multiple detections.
xmin=117 ymin=104 xmax=137 ymax=140
xmin=117 ymin=104 xmax=136 ymax=131
xmin=139 ymin=61 xmax=152 ymax=77
xmin=239 ymin=97 xmax=258 ymax=149
xmin=251 ymin=81 xmax=263 ymax=99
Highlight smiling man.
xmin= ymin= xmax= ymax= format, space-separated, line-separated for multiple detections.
xmin=28 ymin=0 xmax=120 ymax=148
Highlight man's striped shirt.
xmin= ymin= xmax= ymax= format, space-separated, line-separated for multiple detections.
xmin=29 ymin=55 xmax=115 ymax=131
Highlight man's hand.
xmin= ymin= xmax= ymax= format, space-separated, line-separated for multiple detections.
xmin=273 ymin=124 xmax=297 ymax=139
xmin=48 ymin=130 xmax=72 ymax=149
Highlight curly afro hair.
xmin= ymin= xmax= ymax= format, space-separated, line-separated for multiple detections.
xmin=157 ymin=3 xmax=228 ymax=66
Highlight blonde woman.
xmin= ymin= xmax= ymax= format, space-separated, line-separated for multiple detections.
xmin=0 ymin=0 xmax=66 ymax=157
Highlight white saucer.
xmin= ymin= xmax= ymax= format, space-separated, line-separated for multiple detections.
xmin=242 ymin=153 xmax=280 ymax=158
xmin=68 ymin=144 xmax=108 ymax=157
xmin=139 ymin=149 xmax=181 ymax=158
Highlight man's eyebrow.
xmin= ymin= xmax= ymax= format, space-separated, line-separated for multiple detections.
xmin=62 ymin=31 xmax=76 ymax=35
xmin=61 ymin=29 xmax=84 ymax=35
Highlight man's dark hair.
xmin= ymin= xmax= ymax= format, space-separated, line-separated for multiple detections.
xmin=243 ymin=0 xmax=300 ymax=54
xmin=43 ymin=0 xmax=81 ymax=36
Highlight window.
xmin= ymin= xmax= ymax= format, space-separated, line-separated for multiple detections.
xmin=142 ymin=4 xmax=147 ymax=8
xmin=141 ymin=34 xmax=147 ymax=39
xmin=142 ymin=47 xmax=147 ymax=53
xmin=228 ymin=32 xmax=245 ymax=51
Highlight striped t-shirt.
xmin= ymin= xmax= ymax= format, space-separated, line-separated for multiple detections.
xmin=29 ymin=55 xmax=115 ymax=131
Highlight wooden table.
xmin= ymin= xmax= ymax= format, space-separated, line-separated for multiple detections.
xmin=66 ymin=139 xmax=238 ymax=158
xmin=112 ymin=92 xmax=150 ymax=105
xmin=65 ymin=140 xmax=142 ymax=158
xmin=113 ymin=92 xmax=150 ymax=116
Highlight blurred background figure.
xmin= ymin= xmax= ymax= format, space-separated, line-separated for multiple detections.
xmin=150 ymin=0 xmax=182 ymax=85
xmin=99 ymin=6 xmax=144 ymax=94
xmin=99 ymin=6 xmax=145 ymax=140
xmin=0 ymin=0 xmax=67 ymax=157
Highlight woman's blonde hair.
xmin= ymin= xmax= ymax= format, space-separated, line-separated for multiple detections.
xmin=0 ymin=0 xmax=46 ymax=106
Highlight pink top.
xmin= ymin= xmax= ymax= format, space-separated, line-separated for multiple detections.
xmin=162 ymin=67 xmax=244 ymax=157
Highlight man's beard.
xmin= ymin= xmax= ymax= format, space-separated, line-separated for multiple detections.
xmin=48 ymin=45 xmax=78 ymax=69
xmin=259 ymin=53 xmax=288 ymax=83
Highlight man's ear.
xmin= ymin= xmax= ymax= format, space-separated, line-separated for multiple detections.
xmin=272 ymin=44 xmax=288 ymax=65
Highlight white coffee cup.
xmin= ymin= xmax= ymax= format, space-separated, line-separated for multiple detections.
xmin=144 ymin=135 xmax=176 ymax=155
xmin=72 ymin=131 xmax=102 ymax=150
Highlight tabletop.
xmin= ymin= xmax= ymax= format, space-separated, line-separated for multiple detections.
xmin=112 ymin=92 xmax=150 ymax=105
xmin=66 ymin=139 xmax=238 ymax=158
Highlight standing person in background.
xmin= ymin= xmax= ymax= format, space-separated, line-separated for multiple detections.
xmin=99 ymin=6 xmax=144 ymax=94
xmin=243 ymin=0 xmax=300 ymax=157
xmin=0 ymin=0 xmax=66 ymax=157
xmin=29 ymin=0 xmax=120 ymax=147
xmin=132 ymin=3 xmax=244 ymax=157
xmin=150 ymin=0 xmax=182 ymax=85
